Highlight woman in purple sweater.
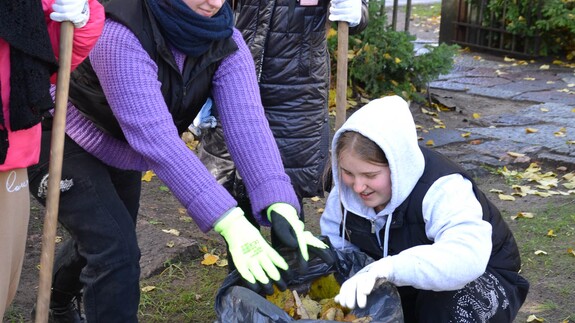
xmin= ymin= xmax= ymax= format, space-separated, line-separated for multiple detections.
xmin=27 ymin=0 xmax=330 ymax=321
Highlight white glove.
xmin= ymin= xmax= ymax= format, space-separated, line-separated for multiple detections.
xmin=334 ymin=258 xmax=393 ymax=309
xmin=50 ymin=0 xmax=90 ymax=28
xmin=329 ymin=0 xmax=362 ymax=27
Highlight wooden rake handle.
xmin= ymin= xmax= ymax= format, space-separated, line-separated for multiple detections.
xmin=35 ymin=21 xmax=74 ymax=323
xmin=335 ymin=21 xmax=349 ymax=131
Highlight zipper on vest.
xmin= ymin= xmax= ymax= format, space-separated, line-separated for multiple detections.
xmin=370 ymin=219 xmax=376 ymax=234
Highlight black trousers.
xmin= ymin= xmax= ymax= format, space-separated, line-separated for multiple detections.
xmin=398 ymin=268 xmax=529 ymax=322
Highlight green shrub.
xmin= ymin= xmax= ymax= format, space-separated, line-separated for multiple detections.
xmin=467 ymin=0 xmax=575 ymax=58
xmin=328 ymin=2 xmax=459 ymax=102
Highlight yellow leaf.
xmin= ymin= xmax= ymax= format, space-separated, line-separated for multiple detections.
xmin=546 ymin=230 xmax=557 ymax=237
xmin=421 ymin=107 xmax=437 ymax=116
xmin=308 ymin=273 xmax=341 ymax=300
xmin=461 ymin=132 xmax=471 ymax=138
xmin=568 ymin=248 xmax=575 ymax=256
xmin=316 ymin=207 xmax=324 ymax=213
xmin=473 ymin=55 xmax=483 ymax=60
xmin=394 ymin=57 xmax=401 ymax=64
xmin=162 ymin=228 xmax=180 ymax=236
xmin=567 ymin=140 xmax=575 ymax=145
xmin=507 ymin=151 xmax=525 ymax=158
xmin=489 ymin=189 xmax=503 ymax=194
xmin=310 ymin=196 xmax=320 ymax=202
xmin=166 ymin=241 xmax=175 ymax=248
xmin=472 ymin=113 xmax=481 ymax=119
xmin=142 ymin=170 xmax=155 ymax=182
xmin=518 ymin=212 xmax=536 ymax=218
xmin=504 ymin=56 xmax=515 ymax=62
xmin=499 ymin=194 xmax=516 ymax=201
xmin=527 ymin=314 xmax=544 ymax=322
xmin=534 ymin=250 xmax=547 ymax=255
xmin=525 ymin=127 xmax=538 ymax=133
xmin=216 ymin=258 xmax=228 ymax=267
xmin=327 ymin=28 xmax=337 ymax=39
xmin=432 ymin=117 xmax=444 ymax=125
xmin=201 ymin=253 xmax=219 ymax=266
xmin=533 ymin=191 xmax=551 ymax=197
xmin=539 ymin=64 xmax=550 ymax=70
xmin=141 ymin=286 xmax=156 ymax=293
xmin=523 ymin=77 xmax=536 ymax=81
xmin=425 ymin=139 xmax=434 ymax=146
xmin=540 ymin=107 xmax=549 ymax=112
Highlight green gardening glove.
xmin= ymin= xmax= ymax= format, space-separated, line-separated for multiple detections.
xmin=215 ymin=207 xmax=289 ymax=287
xmin=267 ymin=203 xmax=335 ymax=273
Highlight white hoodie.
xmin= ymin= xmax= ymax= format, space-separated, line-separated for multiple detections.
xmin=320 ymin=96 xmax=492 ymax=291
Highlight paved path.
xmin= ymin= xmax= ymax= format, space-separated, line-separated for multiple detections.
xmin=426 ymin=51 xmax=575 ymax=170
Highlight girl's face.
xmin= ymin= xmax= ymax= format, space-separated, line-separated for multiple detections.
xmin=339 ymin=149 xmax=392 ymax=213
xmin=182 ymin=0 xmax=225 ymax=17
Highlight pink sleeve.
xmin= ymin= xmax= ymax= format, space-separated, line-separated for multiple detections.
xmin=43 ymin=0 xmax=105 ymax=83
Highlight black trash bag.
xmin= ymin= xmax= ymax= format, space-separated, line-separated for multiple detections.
xmin=214 ymin=242 xmax=404 ymax=323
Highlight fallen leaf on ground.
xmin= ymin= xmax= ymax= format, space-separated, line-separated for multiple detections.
xmin=162 ymin=228 xmax=180 ymax=236
xmin=527 ymin=314 xmax=544 ymax=322
xmin=201 ymin=253 xmax=219 ymax=266
xmin=142 ymin=170 xmax=155 ymax=182
xmin=141 ymin=286 xmax=156 ymax=292
xmin=498 ymin=194 xmax=516 ymax=201
xmin=510 ymin=212 xmax=533 ymax=220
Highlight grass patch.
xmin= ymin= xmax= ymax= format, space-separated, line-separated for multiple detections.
xmin=410 ymin=4 xmax=441 ymax=18
xmin=511 ymin=200 xmax=575 ymax=320
xmin=513 ymin=201 xmax=575 ymax=270
xmin=138 ymin=258 xmax=228 ymax=322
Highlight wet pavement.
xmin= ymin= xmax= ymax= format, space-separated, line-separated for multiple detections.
xmin=423 ymin=51 xmax=575 ymax=171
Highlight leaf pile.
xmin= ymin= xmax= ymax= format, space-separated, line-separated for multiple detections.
xmin=493 ymin=163 xmax=575 ymax=202
xmin=265 ymin=274 xmax=372 ymax=322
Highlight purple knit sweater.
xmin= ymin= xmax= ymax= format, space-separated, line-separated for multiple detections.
xmin=61 ymin=20 xmax=299 ymax=232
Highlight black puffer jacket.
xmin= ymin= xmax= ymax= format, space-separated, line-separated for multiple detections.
xmin=235 ymin=0 xmax=368 ymax=197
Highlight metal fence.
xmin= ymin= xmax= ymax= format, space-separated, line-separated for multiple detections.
xmin=440 ymin=0 xmax=543 ymax=58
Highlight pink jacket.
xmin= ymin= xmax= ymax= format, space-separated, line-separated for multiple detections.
xmin=0 ymin=0 xmax=104 ymax=171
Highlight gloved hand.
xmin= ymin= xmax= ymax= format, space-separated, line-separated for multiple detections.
xmin=328 ymin=0 xmax=362 ymax=27
xmin=334 ymin=258 xmax=393 ymax=309
xmin=50 ymin=0 xmax=90 ymax=28
xmin=268 ymin=203 xmax=335 ymax=273
xmin=215 ymin=207 xmax=289 ymax=289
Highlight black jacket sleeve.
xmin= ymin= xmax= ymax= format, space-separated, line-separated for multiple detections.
xmin=350 ymin=0 xmax=369 ymax=35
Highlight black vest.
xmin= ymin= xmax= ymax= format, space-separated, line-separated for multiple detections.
xmin=340 ymin=146 xmax=522 ymax=272
xmin=68 ymin=0 xmax=238 ymax=141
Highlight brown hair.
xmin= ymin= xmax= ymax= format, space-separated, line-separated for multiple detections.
xmin=335 ymin=131 xmax=388 ymax=166
xmin=321 ymin=131 xmax=388 ymax=191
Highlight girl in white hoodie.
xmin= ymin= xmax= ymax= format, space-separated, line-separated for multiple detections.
xmin=320 ymin=96 xmax=529 ymax=322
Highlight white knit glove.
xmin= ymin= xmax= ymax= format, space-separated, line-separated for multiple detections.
xmin=334 ymin=258 xmax=393 ymax=309
xmin=328 ymin=0 xmax=362 ymax=27
xmin=50 ymin=0 xmax=90 ymax=28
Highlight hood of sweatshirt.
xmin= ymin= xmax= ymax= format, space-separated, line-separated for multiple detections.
xmin=331 ymin=95 xmax=425 ymax=223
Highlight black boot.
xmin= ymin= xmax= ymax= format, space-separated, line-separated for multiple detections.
xmin=31 ymin=291 xmax=85 ymax=323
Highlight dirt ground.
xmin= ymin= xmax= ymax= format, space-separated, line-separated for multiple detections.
xmin=5 ymin=6 xmax=574 ymax=323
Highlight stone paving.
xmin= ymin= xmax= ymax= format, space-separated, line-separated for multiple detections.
xmin=426 ymin=51 xmax=575 ymax=171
